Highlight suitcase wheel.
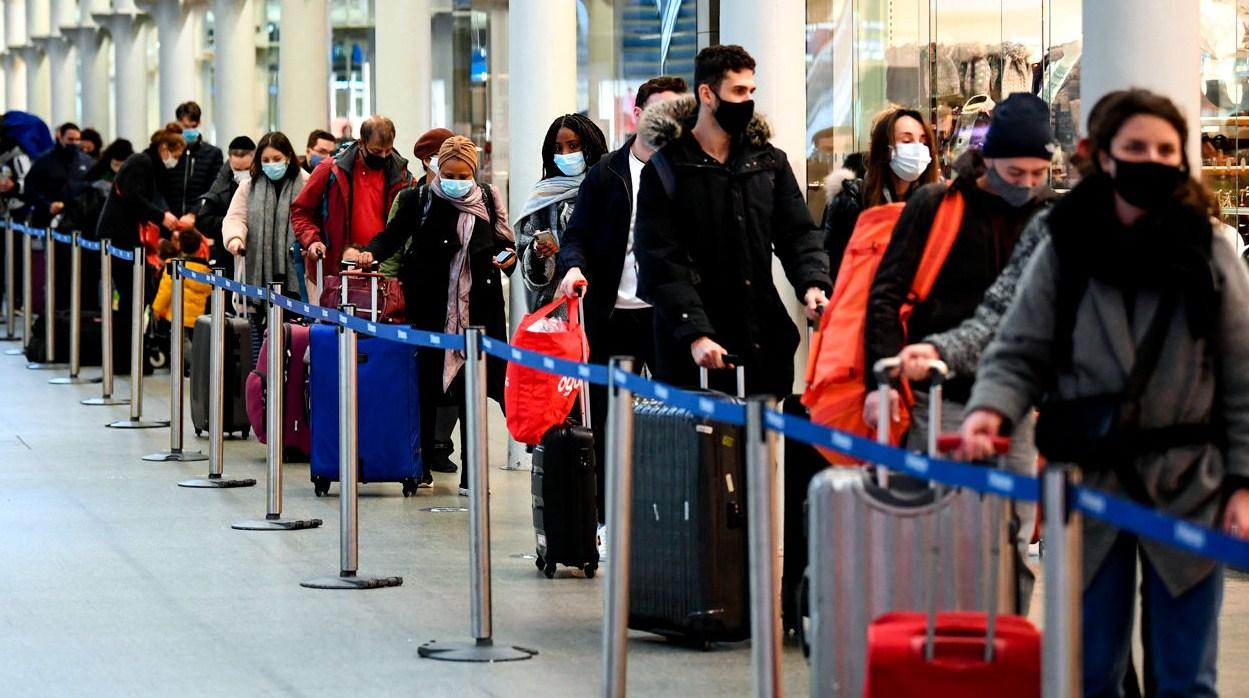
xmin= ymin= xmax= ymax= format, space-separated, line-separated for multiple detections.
xmin=534 ymin=553 xmax=545 ymax=571
xmin=583 ymin=563 xmax=597 ymax=579
xmin=401 ymin=479 xmax=418 ymax=497
xmin=194 ymin=429 xmax=202 ymax=437
xmin=312 ymin=477 xmax=330 ymax=497
xmin=543 ymin=563 xmax=556 ymax=579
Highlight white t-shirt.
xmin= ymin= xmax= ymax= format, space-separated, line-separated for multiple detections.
xmin=616 ymin=150 xmax=651 ymax=310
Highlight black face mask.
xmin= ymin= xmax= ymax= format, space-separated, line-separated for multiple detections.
xmin=363 ymin=150 xmax=387 ymax=170
xmin=712 ymin=94 xmax=755 ymax=137
xmin=1110 ymin=158 xmax=1188 ymax=211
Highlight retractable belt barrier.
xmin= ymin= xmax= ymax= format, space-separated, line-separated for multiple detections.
xmin=20 ymin=227 xmax=1249 ymax=574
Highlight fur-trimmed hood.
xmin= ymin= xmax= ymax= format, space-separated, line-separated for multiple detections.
xmin=823 ymin=167 xmax=858 ymax=197
xmin=636 ymin=95 xmax=774 ymax=153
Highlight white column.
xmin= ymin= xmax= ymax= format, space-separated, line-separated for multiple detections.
xmin=93 ymin=9 xmax=150 ymax=143
xmin=1083 ymin=0 xmax=1201 ymax=165
xmin=39 ymin=0 xmax=76 ymax=126
xmin=488 ymin=1 xmax=508 ymax=194
xmin=63 ymin=0 xmax=111 ymax=134
xmin=506 ymin=0 xmax=576 ymax=217
xmin=721 ymin=0 xmax=810 ymax=392
xmin=373 ymin=0 xmax=429 ymax=152
xmin=5 ymin=0 xmax=27 ymax=112
xmin=212 ymin=0 xmax=256 ymax=144
xmin=141 ymin=0 xmax=200 ymax=125
xmin=278 ymin=0 xmax=329 ymax=145
xmin=18 ymin=45 xmax=48 ymax=120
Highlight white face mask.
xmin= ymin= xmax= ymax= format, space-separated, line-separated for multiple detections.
xmin=232 ymin=169 xmax=250 ymax=183
xmin=888 ymin=142 xmax=932 ymax=183
xmin=162 ymin=156 xmax=179 ymax=170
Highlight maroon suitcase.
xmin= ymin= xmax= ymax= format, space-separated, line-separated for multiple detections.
xmin=245 ymin=322 xmax=312 ymax=457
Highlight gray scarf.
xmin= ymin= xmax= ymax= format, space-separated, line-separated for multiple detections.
xmin=245 ymin=175 xmax=304 ymax=297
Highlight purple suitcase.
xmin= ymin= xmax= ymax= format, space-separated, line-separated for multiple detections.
xmin=246 ymin=322 xmax=313 ymax=457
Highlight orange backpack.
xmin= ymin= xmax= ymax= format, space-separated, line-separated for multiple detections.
xmin=801 ymin=189 xmax=965 ymax=464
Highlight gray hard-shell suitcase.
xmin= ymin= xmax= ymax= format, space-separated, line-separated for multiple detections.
xmin=805 ymin=360 xmax=1014 ymax=697
xmin=190 ymin=314 xmax=252 ymax=438
xmin=628 ymin=364 xmax=749 ymax=646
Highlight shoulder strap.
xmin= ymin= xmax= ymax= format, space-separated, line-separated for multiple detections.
xmin=907 ymin=187 xmax=965 ymax=305
xmin=481 ymin=184 xmax=498 ymax=228
xmin=1120 ymin=291 xmax=1181 ymax=424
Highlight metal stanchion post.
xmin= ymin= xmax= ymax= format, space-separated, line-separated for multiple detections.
xmin=1 ymin=216 xmax=17 ymax=341
xmin=144 ymin=260 xmax=206 ymax=461
xmin=746 ymin=397 xmax=782 ymax=698
xmin=302 ymin=304 xmax=399 ymax=586
xmin=179 ymin=268 xmax=255 ymax=489
xmin=420 ymin=326 xmax=536 ymax=660
xmin=1042 ymin=466 xmax=1082 ymax=698
xmin=601 ymin=357 xmax=635 ymax=697
xmin=5 ymin=226 xmax=32 ymax=355
xmin=51 ymin=233 xmax=102 ymax=385
xmin=235 ymin=283 xmax=321 ymax=531
xmin=82 ymin=239 xmax=128 ymax=406
xmin=28 ymin=229 xmax=68 ymax=369
xmin=109 ymin=247 xmax=169 ymax=428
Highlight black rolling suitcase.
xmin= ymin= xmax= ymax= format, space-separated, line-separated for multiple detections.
xmin=628 ymin=364 xmax=749 ymax=646
xmin=190 ymin=314 xmax=252 ymax=438
xmin=25 ymin=310 xmax=103 ymax=366
xmin=531 ymin=380 xmax=599 ymax=579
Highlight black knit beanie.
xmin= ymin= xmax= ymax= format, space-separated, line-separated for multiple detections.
xmin=981 ymin=93 xmax=1056 ymax=160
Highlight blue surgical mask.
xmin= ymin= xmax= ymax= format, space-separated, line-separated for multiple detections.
xmin=262 ymin=161 xmax=288 ymax=181
xmin=440 ymin=178 xmax=474 ymax=199
xmin=553 ymin=151 xmax=586 ymax=177
xmin=309 ymin=153 xmax=325 ymax=168
xmin=183 ymin=129 xmax=200 ymax=144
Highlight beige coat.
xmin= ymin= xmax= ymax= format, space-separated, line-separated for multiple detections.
xmin=968 ymin=231 xmax=1249 ymax=596
xmin=221 ymin=169 xmax=311 ymax=253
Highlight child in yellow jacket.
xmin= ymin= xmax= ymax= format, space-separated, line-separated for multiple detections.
xmin=152 ymin=228 xmax=212 ymax=327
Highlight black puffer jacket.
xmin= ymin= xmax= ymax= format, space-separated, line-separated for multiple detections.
xmin=195 ymin=162 xmax=240 ymax=251
xmin=634 ymin=96 xmax=832 ymax=398
xmin=820 ymin=167 xmax=863 ymax=283
xmin=95 ymin=147 xmax=168 ymax=249
xmin=864 ymin=151 xmax=1054 ymax=402
xmin=157 ymin=138 xmax=224 ymax=217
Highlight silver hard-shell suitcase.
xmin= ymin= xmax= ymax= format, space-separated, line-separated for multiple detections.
xmin=805 ymin=358 xmax=1014 ymax=697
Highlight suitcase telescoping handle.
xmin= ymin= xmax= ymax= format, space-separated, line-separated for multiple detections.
xmin=871 ymin=356 xmax=948 ymax=487
xmin=932 ymin=435 xmax=1011 ymax=664
xmin=570 ymin=282 xmax=591 ymax=427
xmin=233 ymin=252 xmax=248 ymax=318
xmin=339 ymin=259 xmax=383 ymax=322
xmin=698 ymin=353 xmax=745 ymax=398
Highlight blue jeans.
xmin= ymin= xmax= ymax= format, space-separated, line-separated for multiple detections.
xmin=1082 ymin=533 xmax=1222 ymax=697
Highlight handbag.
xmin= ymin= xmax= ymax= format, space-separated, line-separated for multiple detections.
xmin=1034 ymin=291 xmax=1181 ymax=477
xmin=504 ymin=293 xmax=588 ymax=446
xmin=319 ymin=271 xmax=406 ymax=323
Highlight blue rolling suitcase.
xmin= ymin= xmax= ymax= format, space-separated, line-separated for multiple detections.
xmin=308 ymin=323 xmax=423 ymax=497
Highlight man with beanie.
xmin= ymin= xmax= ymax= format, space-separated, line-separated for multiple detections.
xmin=864 ymin=92 xmax=1057 ymax=449
xmin=195 ymin=135 xmax=256 ymax=279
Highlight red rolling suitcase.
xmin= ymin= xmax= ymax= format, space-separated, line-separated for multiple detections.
xmin=864 ymin=436 xmax=1041 ymax=698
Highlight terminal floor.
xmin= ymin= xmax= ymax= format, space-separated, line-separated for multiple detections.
xmin=2 ymin=352 xmax=1249 ymax=696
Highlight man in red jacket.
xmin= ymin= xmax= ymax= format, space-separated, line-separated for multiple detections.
xmin=291 ymin=115 xmax=411 ymax=272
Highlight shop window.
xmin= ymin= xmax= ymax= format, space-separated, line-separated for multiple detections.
xmin=1200 ymin=0 xmax=1249 ymax=240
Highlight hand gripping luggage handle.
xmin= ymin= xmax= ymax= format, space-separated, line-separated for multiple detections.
xmin=338 ymin=262 xmax=382 ymax=322
xmin=698 ymin=354 xmax=745 ymax=398
xmin=927 ymin=435 xmax=1010 ymax=664
xmin=871 ymin=357 xmax=948 ymax=487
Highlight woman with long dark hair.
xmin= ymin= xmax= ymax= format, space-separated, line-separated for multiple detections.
xmin=821 ymin=108 xmax=939 ymax=278
xmin=514 ymin=113 xmax=607 ymax=311
xmin=222 ymin=131 xmax=310 ymax=365
xmin=960 ymin=89 xmax=1249 ymax=696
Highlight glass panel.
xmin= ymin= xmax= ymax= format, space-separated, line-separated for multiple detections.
xmin=1199 ymin=0 xmax=1249 ymax=239
xmin=1043 ymin=0 xmax=1081 ymax=189
xmin=432 ymin=4 xmax=494 ymax=178
xmin=261 ymin=0 xmax=281 ymax=132
xmin=331 ymin=0 xmax=375 ymax=138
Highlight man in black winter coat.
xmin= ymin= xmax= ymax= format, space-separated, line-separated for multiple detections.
xmin=634 ymin=46 xmax=831 ymax=398
xmin=24 ymin=122 xmax=93 ymax=228
xmin=556 ymin=75 xmax=688 ymax=526
xmin=157 ymin=101 xmax=224 ymax=229
xmin=195 ymin=136 xmax=255 ymax=277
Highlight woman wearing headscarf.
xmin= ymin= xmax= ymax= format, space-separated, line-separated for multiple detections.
xmin=513 ymin=113 xmax=607 ymax=311
xmin=357 ymin=136 xmax=516 ymax=495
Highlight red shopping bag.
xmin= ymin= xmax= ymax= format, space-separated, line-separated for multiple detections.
xmin=505 ymin=293 xmax=588 ymax=446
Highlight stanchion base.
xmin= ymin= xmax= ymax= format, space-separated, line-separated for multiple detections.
xmin=4 ymin=347 xmax=25 ymax=355
xmin=82 ymin=396 xmax=129 ymax=406
xmin=0 ymin=335 xmax=20 ymax=342
xmin=107 ymin=418 xmax=170 ymax=429
xmin=232 ymin=517 xmax=323 ymax=531
xmin=26 ymin=362 xmax=69 ymax=370
xmin=300 ymin=573 xmax=404 ymax=590
xmin=142 ymin=450 xmax=208 ymax=462
xmin=177 ymin=477 xmax=257 ymax=488
xmin=50 ymin=375 xmax=103 ymax=385
xmin=418 ymin=639 xmax=539 ymax=663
